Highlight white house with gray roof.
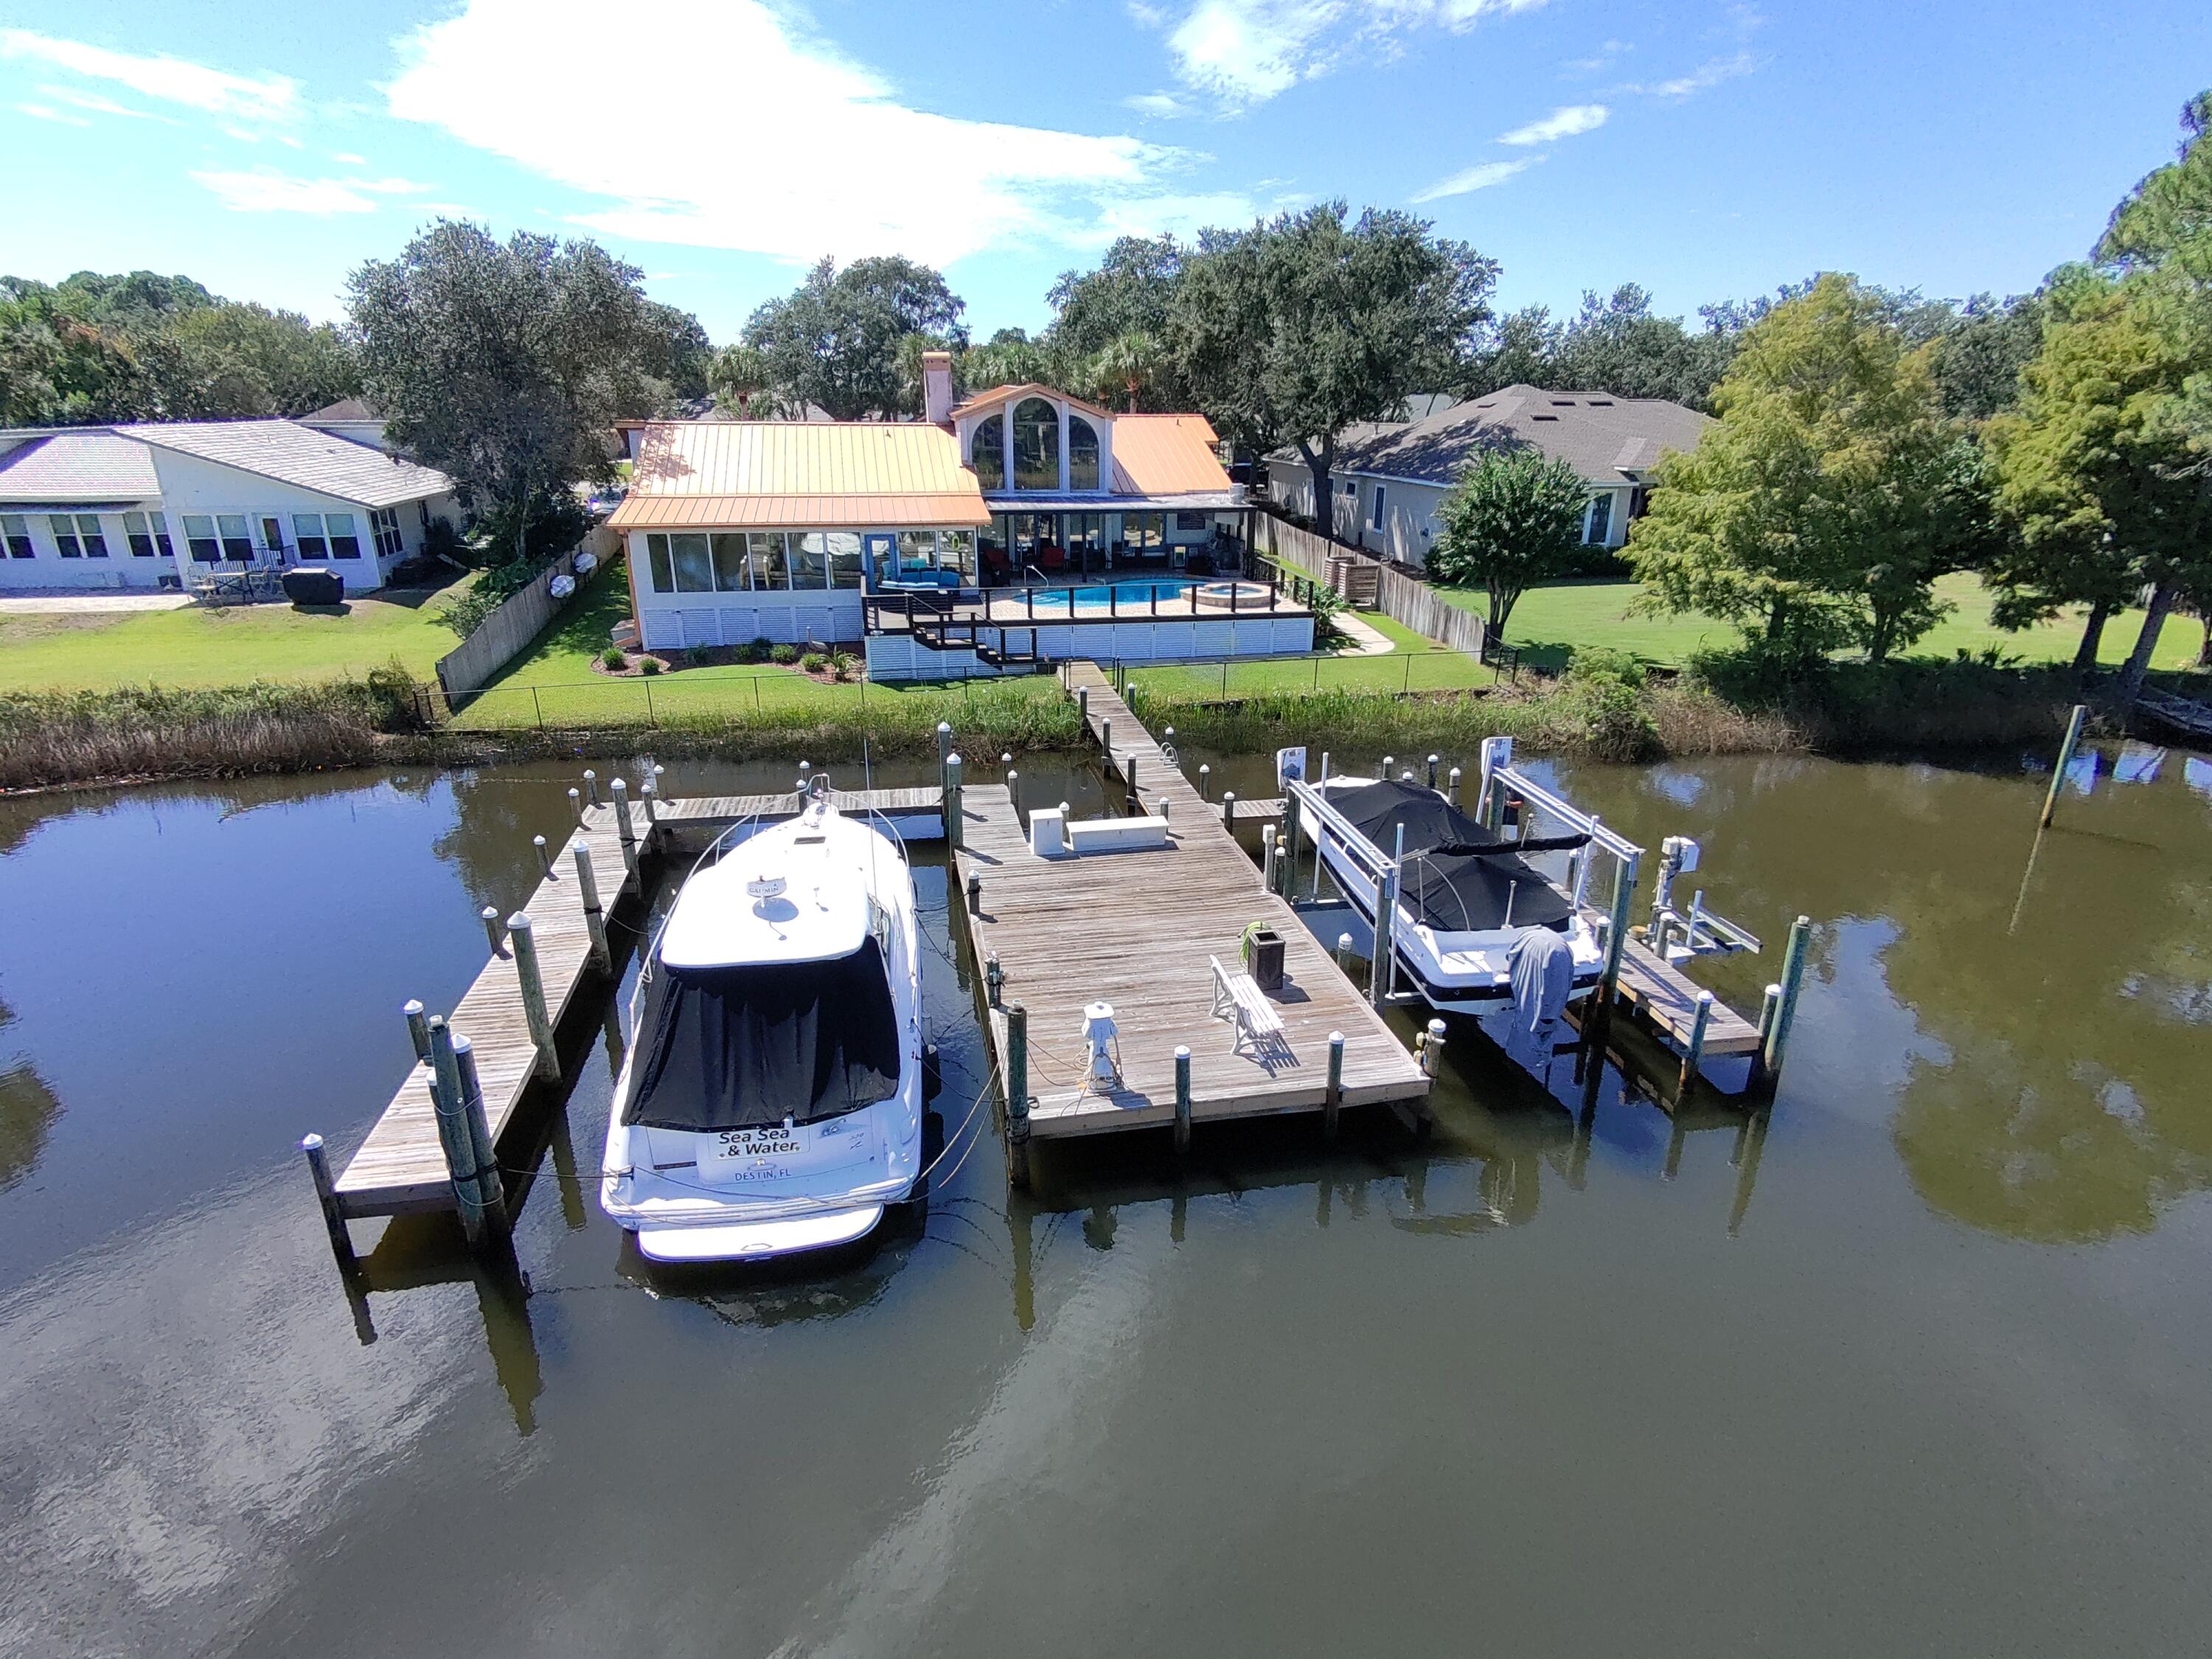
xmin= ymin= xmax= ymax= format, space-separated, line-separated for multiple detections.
xmin=1265 ymin=385 xmax=1713 ymax=570
xmin=0 ymin=418 xmax=458 ymax=595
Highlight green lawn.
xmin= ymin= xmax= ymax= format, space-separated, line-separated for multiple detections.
xmin=1124 ymin=609 xmax=1489 ymax=701
xmin=1442 ymin=574 xmax=2207 ymax=673
xmin=0 ymin=572 xmax=479 ymax=691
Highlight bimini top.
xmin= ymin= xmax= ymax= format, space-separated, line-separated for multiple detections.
xmin=624 ymin=939 xmax=901 ymax=1131
xmin=1326 ymin=779 xmax=1584 ymax=935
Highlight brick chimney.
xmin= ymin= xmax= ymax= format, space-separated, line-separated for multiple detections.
xmin=922 ymin=350 xmax=954 ymax=426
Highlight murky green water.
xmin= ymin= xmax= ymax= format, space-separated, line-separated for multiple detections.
xmin=2 ymin=740 xmax=2208 ymax=1657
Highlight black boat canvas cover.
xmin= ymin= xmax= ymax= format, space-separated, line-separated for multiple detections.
xmin=1326 ymin=779 xmax=1581 ymax=934
xmin=624 ymin=937 xmax=902 ymax=1131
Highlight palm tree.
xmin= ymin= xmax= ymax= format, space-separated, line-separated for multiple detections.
xmin=709 ymin=343 xmax=774 ymax=417
xmin=1090 ymin=330 xmax=1161 ymax=413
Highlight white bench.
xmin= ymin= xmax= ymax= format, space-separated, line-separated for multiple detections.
xmin=1064 ymin=815 xmax=1171 ymax=855
xmin=1209 ymin=954 xmax=1287 ymax=1057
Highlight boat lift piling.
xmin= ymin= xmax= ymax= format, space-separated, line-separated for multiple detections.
xmin=2040 ymin=703 xmax=2090 ymax=829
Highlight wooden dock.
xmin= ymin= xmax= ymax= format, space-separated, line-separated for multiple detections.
xmin=1608 ymin=937 xmax=1761 ymax=1060
xmin=327 ymin=785 xmax=944 ymax=1224
xmin=951 ymin=664 xmax=1430 ymax=1138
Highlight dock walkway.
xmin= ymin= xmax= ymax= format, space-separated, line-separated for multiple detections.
xmin=951 ymin=664 xmax=1429 ymax=1137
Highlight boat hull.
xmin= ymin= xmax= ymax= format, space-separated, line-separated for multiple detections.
xmin=636 ymin=1204 xmax=886 ymax=1263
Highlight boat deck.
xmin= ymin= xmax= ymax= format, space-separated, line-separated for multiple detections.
xmin=950 ymin=665 xmax=1429 ymax=1137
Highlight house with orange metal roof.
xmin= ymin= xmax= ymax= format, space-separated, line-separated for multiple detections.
xmin=608 ymin=352 xmax=1298 ymax=678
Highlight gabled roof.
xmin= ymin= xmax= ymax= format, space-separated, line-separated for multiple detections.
xmin=303 ymin=397 xmax=381 ymax=422
xmin=0 ymin=429 xmax=163 ymax=503
xmin=950 ymin=383 xmax=1114 ymax=422
xmin=1272 ymin=386 xmax=1713 ymax=488
xmin=608 ymin=420 xmax=990 ymax=530
xmin=1109 ymin=414 xmax=1235 ymax=497
xmin=119 ymin=420 xmax=453 ymax=507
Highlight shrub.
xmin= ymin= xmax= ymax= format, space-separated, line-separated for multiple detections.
xmin=770 ymin=644 xmax=801 ymax=666
xmin=1559 ymin=648 xmax=1659 ymax=761
xmin=436 ymin=585 xmax=504 ymax=638
xmin=799 ymin=651 xmax=828 ymax=673
xmin=830 ymin=651 xmax=856 ymax=682
xmin=422 ymin=517 xmax=465 ymax=562
xmin=639 ymin=657 xmax=661 ymax=677
xmin=602 ymin=647 xmax=627 ymax=670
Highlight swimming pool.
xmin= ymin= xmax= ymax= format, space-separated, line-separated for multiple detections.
xmin=1021 ymin=580 xmax=1194 ymax=611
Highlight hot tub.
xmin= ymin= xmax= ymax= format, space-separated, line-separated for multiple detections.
xmin=1191 ymin=580 xmax=1274 ymax=611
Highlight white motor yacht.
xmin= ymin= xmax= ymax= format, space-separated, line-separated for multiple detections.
xmin=599 ymin=781 xmax=925 ymax=1263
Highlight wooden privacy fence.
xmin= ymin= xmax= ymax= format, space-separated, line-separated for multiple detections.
xmin=434 ymin=526 xmax=621 ymax=699
xmin=1258 ymin=514 xmax=1486 ymax=658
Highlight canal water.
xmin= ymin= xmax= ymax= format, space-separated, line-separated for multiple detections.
xmin=2 ymin=743 xmax=2208 ymax=1656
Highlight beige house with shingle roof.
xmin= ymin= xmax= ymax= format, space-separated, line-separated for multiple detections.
xmin=0 ymin=417 xmax=458 ymax=594
xmin=1265 ymin=385 xmax=1712 ymax=570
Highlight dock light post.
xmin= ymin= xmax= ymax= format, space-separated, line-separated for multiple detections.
xmin=481 ymin=905 xmax=505 ymax=956
xmin=1006 ymin=1001 xmax=1032 ymax=1190
xmin=2040 ymin=703 xmax=2090 ymax=829
xmin=574 ymin=842 xmax=611 ymax=972
xmin=582 ymin=769 xmax=600 ymax=807
xmin=508 ymin=912 xmax=559 ymax=1082
xmin=1324 ymin=1032 xmax=1345 ymax=1138
xmin=1174 ymin=1046 xmax=1192 ymax=1154
xmin=451 ymin=1034 xmax=511 ymax=1239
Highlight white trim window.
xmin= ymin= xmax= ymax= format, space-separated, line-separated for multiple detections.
xmin=182 ymin=515 xmax=221 ymax=562
xmin=3 ymin=514 xmax=34 ymax=558
xmin=50 ymin=513 xmax=109 ymax=557
xmin=1584 ymin=493 xmax=1613 ymax=546
xmin=1369 ymin=485 xmax=1387 ymax=531
xmin=123 ymin=511 xmax=171 ymax=558
xmin=291 ymin=511 xmax=363 ymax=560
xmin=369 ymin=507 xmax=404 ymax=560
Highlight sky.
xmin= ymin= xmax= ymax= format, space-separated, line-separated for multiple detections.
xmin=2 ymin=0 xmax=2208 ymax=346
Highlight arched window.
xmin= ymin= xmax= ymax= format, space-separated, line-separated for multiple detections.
xmin=1012 ymin=397 xmax=1060 ymax=491
xmin=1068 ymin=415 xmax=1100 ymax=491
xmin=971 ymin=414 xmax=1004 ymax=489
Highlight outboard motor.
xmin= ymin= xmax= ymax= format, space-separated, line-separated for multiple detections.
xmin=1503 ymin=928 xmax=1576 ymax=1072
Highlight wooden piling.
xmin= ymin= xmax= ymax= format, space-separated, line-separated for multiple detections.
xmin=1756 ymin=982 xmax=1781 ymax=1043
xmin=568 ymin=787 xmax=584 ymax=825
xmin=936 ymin=722 xmax=954 ymax=799
xmin=1199 ymin=762 xmax=1211 ymax=800
xmin=451 ymin=1034 xmax=511 ymax=1239
xmin=582 ymin=769 xmax=600 ymax=807
xmin=1420 ymin=1017 xmax=1447 ymax=1078
xmin=1324 ymin=1032 xmax=1345 ymax=1138
xmin=1337 ymin=932 xmax=1356 ymax=975
xmin=1280 ymin=790 xmax=1303 ymax=900
xmin=1261 ymin=824 xmax=1277 ymax=888
xmin=533 ymin=834 xmax=554 ymax=880
xmin=640 ymin=780 xmax=658 ymax=826
xmin=574 ymin=842 xmax=611 ymax=971
xmin=481 ymin=905 xmax=504 ymax=956
xmin=1679 ymin=990 xmax=1714 ymax=1094
xmin=945 ymin=754 xmax=964 ymax=851
xmin=611 ymin=777 xmax=637 ymax=879
xmin=966 ymin=870 xmax=981 ymax=910
xmin=1601 ymin=855 xmax=1635 ymax=999
xmin=1005 ymin=1001 xmax=1031 ymax=1189
xmin=425 ymin=1017 xmax=489 ymax=1250
xmin=1761 ymin=914 xmax=1813 ymax=1084
xmin=1174 ymin=1045 xmax=1192 ymax=1153
xmin=984 ymin=951 xmax=1003 ymax=1008
xmin=1426 ymin=754 xmax=1440 ymax=790
xmin=1222 ymin=790 xmax=1235 ymax=829
xmin=507 ymin=911 xmax=559 ymax=1081
xmin=404 ymin=998 xmax=431 ymax=1062
xmin=299 ymin=1133 xmax=357 ymax=1273
xmin=2040 ymin=703 xmax=2090 ymax=828
xmin=1447 ymin=765 xmax=1461 ymax=805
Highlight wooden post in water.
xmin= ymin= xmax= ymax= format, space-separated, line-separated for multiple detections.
xmin=1324 ymin=1032 xmax=1345 ymax=1139
xmin=299 ymin=1133 xmax=357 ymax=1273
xmin=1222 ymin=790 xmax=1236 ymax=830
xmin=1076 ymin=685 xmax=1088 ymax=731
xmin=481 ymin=905 xmax=505 ymax=956
xmin=451 ymin=1033 xmax=511 ymax=1240
xmin=425 ymin=1016 xmax=489 ymax=1251
xmin=639 ymin=779 xmax=658 ymax=828
xmin=2040 ymin=703 xmax=2090 ymax=828
xmin=1761 ymin=915 xmax=1813 ymax=1085
xmin=1005 ymin=1001 xmax=1032 ymax=1190
xmin=568 ymin=787 xmax=583 ymax=825
xmin=936 ymin=722 xmax=954 ymax=801
xmin=1680 ymin=991 xmax=1714 ymax=1095
xmin=1337 ymin=933 xmax=1357 ymax=975
xmin=1420 ymin=1017 xmax=1447 ymax=1078
xmin=945 ymin=754 xmax=964 ymax=851
xmin=611 ymin=776 xmax=637 ymax=880
xmin=1101 ymin=717 xmax=1113 ymax=767
xmin=533 ymin=834 xmax=555 ymax=880
xmin=1427 ymin=754 xmax=1440 ymax=790
xmin=582 ymin=769 xmax=600 ymax=807
xmin=508 ymin=912 xmax=559 ymax=1081
xmin=1600 ymin=853 xmax=1635 ymax=1000
xmin=984 ymin=951 xmax=1003 ymax=1009
xmin=1447 ymin=766 xmax=1461 ymax=806
xmin=1756 ymin=982 xmax=1782 ymax=1045
xmin=966 ymin=871 xmax=982 ymax=911
xmin=1198 ymin=763 xmax=1211 ymax=801
xmin=405 ymin=998 xmax=431 ymax=1061
xmin=574 ymin=842 xmax=610 ymax=972
xmin=1006 ymin=768 xmax=1019 ymax=822
xmin=1174 ymin=1045 xmax=1192 ymax=1153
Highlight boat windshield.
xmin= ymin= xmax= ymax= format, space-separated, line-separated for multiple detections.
xmin=624 ymin=937 xmax=901 ymax=1131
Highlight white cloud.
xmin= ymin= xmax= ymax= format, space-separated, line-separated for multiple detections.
xmin=36 ymin=83 xmax=171 ymax=121
xmin=15 ymin=100 xmax=90 ymax=127
xmin=1631 ymin=49 xmax=1759 ymax=98
xmin=1124 ymin=90 xmax=1196 ymax=119
xmin=384 ymin=0 xmax=1228 ymax=266
xmin=191 ymin=170 xmax=383 ymax=215
xmin=1409 ymin=153 xmax=1540 ymax=203
xmin=0 ymin=29 xmax=299 ymax=120
xmin=332 ymin=150 xmax=367 ymax=165
xmin=1145 ymin=0 xmax=1551 ymax=110
xmin=1497 ymin=102 xmax=1605 ymax=145
xmin=347 ymin=175 xmax=436 ymax=195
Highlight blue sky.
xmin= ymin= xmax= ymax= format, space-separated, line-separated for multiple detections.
xmin=3 ymin=0 xmax=2207 ymax=344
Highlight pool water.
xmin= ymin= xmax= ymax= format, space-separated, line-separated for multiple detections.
xmin=1029 ymin=580 xmax=1194 ymax=610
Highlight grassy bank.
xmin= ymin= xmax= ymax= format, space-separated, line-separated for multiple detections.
xmin=0 ymin=571 xmax=477 ymax=691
